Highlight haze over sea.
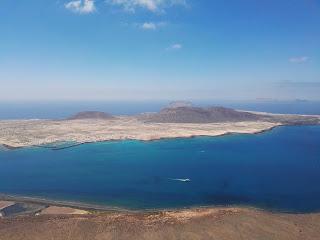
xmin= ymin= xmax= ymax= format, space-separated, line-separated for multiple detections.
xmin=0 ymin=100 xmax=320 ymax=119
xmin=0 ymin=125 xmax=320 ymax=213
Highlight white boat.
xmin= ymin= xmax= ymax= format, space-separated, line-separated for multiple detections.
xmin=169 ymin=178 xmax=191 ymax=182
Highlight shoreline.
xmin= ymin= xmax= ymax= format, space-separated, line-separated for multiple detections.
xmin=2 ymin=123 xmax=319 ymax=150
xmin=0 ymin=194 xmax=135 ymax=213
xmin=1 ymin=193 xmax=319 ymax=215
xmin=0 ymin=122 xmax=284 ymax=150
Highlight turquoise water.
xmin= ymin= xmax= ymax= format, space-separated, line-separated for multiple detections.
xmin=0 ymin=126 xmax=320 ymax=212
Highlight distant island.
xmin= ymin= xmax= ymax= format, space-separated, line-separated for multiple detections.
xmin=0 ymin=102 xmax=319 ymax=148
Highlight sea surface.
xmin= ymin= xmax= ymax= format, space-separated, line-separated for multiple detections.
xmin=0 ymin=126 xmax=320 ymax=212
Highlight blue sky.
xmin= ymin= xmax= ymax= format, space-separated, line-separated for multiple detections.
xmin=0 ymin=0 xmax=319 ymax=101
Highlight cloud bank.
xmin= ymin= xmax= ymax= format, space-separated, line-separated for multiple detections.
xmin=278 ymin=81 xmax=320 ymax=88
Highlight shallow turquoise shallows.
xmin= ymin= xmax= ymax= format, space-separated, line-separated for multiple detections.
xmin=0 ymin=126 xmax=320 ymax=212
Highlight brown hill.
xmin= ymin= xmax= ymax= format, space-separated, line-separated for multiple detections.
xmin=67 ymin=111 xmax=114 ymax=120
xmin=138 ymin=106 xmax=261 ymax=123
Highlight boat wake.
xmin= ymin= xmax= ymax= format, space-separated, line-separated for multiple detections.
xmin=169 ymin=178 xmax=191 ymax=182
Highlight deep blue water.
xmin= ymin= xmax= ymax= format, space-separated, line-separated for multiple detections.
xmin=0 ymin=126 xmax=320 ymax=212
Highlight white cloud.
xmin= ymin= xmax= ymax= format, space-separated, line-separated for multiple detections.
xmin=289 ymin=56 xmax=309 ymax=63
xmin=107 ymin=0 xmax=186 ymax=13
xmin=167 ymin=43 xmax=182 ymax=50
xmin=141 ymin=21 xmax=166 ymax=30
xmin=142 ymin=22 xmax=156 ymax=30
xmin=65 ymin=0 xmax=96 ymax=14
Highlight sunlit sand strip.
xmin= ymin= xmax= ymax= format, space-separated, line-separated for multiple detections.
xmin=39 ymin=206 xmax=89 ymax=215
xmin=0 ymin=201 xmax=15 ymax=210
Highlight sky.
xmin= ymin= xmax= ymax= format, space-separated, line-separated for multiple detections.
xmin=0 ymin=0 xmax=320 ymax=101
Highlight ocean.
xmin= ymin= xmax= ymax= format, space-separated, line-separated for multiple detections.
xmin=0 ymin=125 xmax=320 ymax=212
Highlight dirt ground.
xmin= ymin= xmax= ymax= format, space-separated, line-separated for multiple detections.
xmin=1 ymin=207 xmax=319 ymax=240
xmin=39 ymin=206 xmax=89 ymax=215
xmin=0 ymin=201 xmax=15 ymax=210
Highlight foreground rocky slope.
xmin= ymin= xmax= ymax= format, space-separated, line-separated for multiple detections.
xmin=1 ymin=207 xmax=319 ymax=240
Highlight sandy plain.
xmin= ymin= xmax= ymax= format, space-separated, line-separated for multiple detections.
xmin=0 ymin=117 xmax=281 ymax=148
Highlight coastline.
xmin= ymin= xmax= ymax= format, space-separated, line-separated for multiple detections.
xmin=0 ymin=120 xmax=282 ymax=149
xmin=0 ymin=194 xmax=135 ymax=213
xmin=1 ymin=192 xmax=319 ymax=215
xmin=1 ymin=195 xmax=320 ymax=240
xmin=1 ymin=121 xmax=320 ymax=239
xmin=1 ymin=123 xmax=318 ymax=150
xmin=1 ymin=124 xmax=319 ymax=215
